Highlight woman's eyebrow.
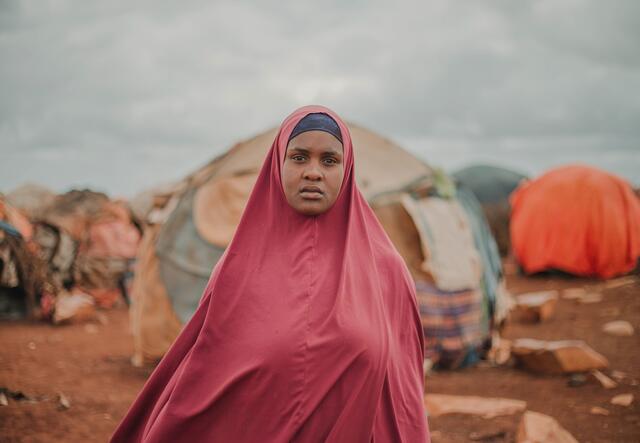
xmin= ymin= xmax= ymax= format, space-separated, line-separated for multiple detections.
xmin=289 ymin=147 xmax=309 ymax=154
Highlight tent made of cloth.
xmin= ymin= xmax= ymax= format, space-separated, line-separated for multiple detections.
xmin=0 ymin=198 xmax=33 ymax=240
xmin=128 ymin=124 xmax=507 ymax=367
xmin=5 ymin=183 xmax=57 ymax=220
xmin=452 ymin=165 xmax=527 ymax=205
xmin=452 ymin=165 xmax=529 ymax=257
xmin=0 ymin=216 xmax=48 ymax=320
xmin=510 ymin=164 xmax=640 ymax=279
xmin=33 ymin=190 xmax=141 ymax=309
xmin=371 ymin=189 xmax=509 ymax=369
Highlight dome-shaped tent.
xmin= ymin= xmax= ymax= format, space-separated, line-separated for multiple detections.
xmin=510 ymin=165 xmax=640 ymax=279
xmin=453 ymin=165 xmax=527 ymax=205
xmin=130 ymin=123 xmax=509 ymax=368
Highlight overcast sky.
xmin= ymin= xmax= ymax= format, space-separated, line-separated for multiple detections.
xmin=1 ymin=0 xmax=639 ymax=197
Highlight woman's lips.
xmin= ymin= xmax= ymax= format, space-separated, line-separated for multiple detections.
xmin=300 ymin=187 xmax=324 ymax=200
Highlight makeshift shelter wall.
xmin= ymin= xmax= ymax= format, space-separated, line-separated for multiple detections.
xmin=156 ymin=188 xmax=225 ymax=323
xmin=130 ymin=225 xmax=183 ymax=365
xmin=372 ymin=193 xmax=498 ymax=369
xmin=371 ymin=200 xmax=430 ymax=282
xmin=5 ymin=183 xmax=56 ymax=220
xmin=0 ymin=199 xmax=33 ymax=240
xmin=456 ymin=186 xmax=512 ymax=327
xmin=194 ymin=173 xmax=256 ymax=248
xmin=401 ymin=195 xmax=482 ymax=291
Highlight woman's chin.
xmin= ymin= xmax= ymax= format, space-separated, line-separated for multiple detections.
xmin=294 ymin=200 xmax=328 ymax=216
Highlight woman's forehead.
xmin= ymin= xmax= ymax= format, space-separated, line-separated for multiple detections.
xmin=286 ymin=130 xmax=344 ymax=153
xmin=277 ymin=106 xmax=352 ymax=166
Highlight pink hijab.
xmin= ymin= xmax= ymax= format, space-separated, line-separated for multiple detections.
xmin=111 ymin=105 xmax=430 ymax=442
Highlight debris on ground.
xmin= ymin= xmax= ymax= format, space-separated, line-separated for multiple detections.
xmin=516 ymin=410 xmax=578 ymax=443
xmin=53 ymin=290 xmax=96 ymax=324
xmin=590 ymin=406 xmax=610 ymax=416
xmin=589 ymin=369 xmax=617 ymax=389
xmin=601 ymin=320 xmax=634 ymax=337
xmin=424 ymin=394 xmax=526 ymax=418
xmin=513 ymin=291 xmax=558 ymax=323
xmin=486 ymin=332 xmax=511 ymax=366
xmin=0 ymin=387 xmax=37 ymax=403
xmin=511 ymin=338 xmax=608 ymax=374
xmin=57 ymin=392 xmax=71 ymax=410
xmin=610 ymin=393 xmax=634 ymax=407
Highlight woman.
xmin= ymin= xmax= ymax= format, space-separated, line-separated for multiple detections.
xmin=111 ymin=105 xmax=430 ymax=442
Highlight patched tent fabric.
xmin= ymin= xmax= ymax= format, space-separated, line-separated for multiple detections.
xmin=0 ymin=203 xmax=48 ymax=319
xmin=5 ymin=183 xmax=56 ymax=220
xmin=510 ymin=165 xmax=640 ymax=279
xmin=373 ymin=188 xmax=509 ymax=369
xmin=453 ymin=165 xmax=528 ymax=256
xmin=453 ymin=165 xmax=527 ymax=205
xmin=455 ymin=186 xmax=511 ymax=326
xmin=401 ymin=195 xmax=482 ymax=291
xmin=129 ymin=225 xmax=182 ymax=366
xmin=0 ymin=198 xmax=33 ymax=240
xmin=34 ymin=190 xmax=141 ymax=308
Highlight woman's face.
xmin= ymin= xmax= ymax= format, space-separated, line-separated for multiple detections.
xmin=282 ymin=130 xmax=344 ymax=216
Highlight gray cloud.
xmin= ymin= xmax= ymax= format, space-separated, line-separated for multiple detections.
xmin=1 ymin=0 xmax=638 ymax=197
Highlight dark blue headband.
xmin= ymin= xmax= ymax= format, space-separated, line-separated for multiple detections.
xmin=288 ymin=112 xmax=343 ymax=144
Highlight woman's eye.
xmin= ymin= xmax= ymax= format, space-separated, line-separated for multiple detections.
xmin=323 ymin=158 xmax=337 ymax=165
xmin=292 ymin=155 xmax=306 ymax=162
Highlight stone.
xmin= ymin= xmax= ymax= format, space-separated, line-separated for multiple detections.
xmin=57 ymin=392 xmax=71 ymax=410
xmin=53 ymin=291 xmax=96 ymax=324
xmin=590 ymin=406 xmax=610 ymax=416
xmin=516 ymin=411 xmax=578 ymax=443
xmin=514 ymin=291 xmax=559 ymax=323
xmin=590 ymin=370 xmax=617 ymax=389
xmin=602 ymin=320 xmax=634 ymax=337
xmin=511 ymin=339 xmax=608 ymax=374
xmin=610 ymin=393 xmax=634 ymax=407
xmin=487 ymin=333 xmax=511 ymax=366
xmin=424 ymin=394 xmax=526 ymax=418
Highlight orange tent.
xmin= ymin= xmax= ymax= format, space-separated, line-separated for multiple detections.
xmin=510 ymin=165 xmax=640 ymax=279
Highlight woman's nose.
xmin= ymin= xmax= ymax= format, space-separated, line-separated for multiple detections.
xmin=303 ymin=162 xmax=322 ymax=180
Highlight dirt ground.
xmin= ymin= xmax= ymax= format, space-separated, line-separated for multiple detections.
xmin=1 ymin=271 xmax=638 ymax=442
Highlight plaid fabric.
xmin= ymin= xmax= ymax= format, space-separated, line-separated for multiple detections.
xmin=416 ymin=280 xmax=485 ymax=368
